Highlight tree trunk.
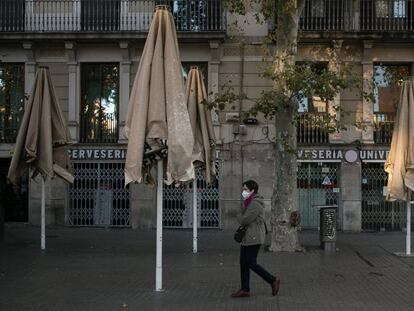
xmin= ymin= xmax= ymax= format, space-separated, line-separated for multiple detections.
xmin=270 ymin=0 xmax=305 ymax=252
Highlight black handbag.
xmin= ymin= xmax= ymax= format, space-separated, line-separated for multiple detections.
xmin=234 ymin=226 xmax=247 ymax=243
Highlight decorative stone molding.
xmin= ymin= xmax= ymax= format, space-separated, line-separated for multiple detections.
xmin=22 ymin=42 xmax=36 ymax=101
xmin=118 ymin=41 xmax=131 ymax=143
xmin=65 ymin=41 xmax=79 ymax=142
xmin=361 ymin=41 xmax=374 ymax=144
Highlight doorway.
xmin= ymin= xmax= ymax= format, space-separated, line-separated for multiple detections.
xmin=0 ymin=158 xmax=28 ymax=222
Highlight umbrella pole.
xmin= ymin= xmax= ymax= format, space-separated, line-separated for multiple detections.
xmin=41 ymin=177 xmax=46 ymax=250
xmin=407 ymin=191 xmax=411 ymax=256
xmin=156 ymin=159 xmax=163 ymax=292
xmin=193 ymin=178 xmax=198 ymax=253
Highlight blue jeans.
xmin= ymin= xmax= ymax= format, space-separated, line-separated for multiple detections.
xmin=240 ymin=244 xmax=275 ymax=291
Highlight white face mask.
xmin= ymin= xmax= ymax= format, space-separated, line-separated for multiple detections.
xmin=241 ymin=190 xmax=251 ymax=200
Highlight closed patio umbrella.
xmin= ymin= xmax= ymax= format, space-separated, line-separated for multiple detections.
xmin=385 ymin=79 xmax=414 ymax=256
xmin=7 ymin=67 xmax=74 ymax=250
xmin=124 ymin=5 xmax=194 ymax=291
xmin=185 ymin=66 xmax=216 ymax=253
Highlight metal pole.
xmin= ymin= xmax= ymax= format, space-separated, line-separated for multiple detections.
xmin=41 ymin=178 xmax=46 ymax=250
xmin=155 ymin=160 xmax=163 ymax=291
xmin=193 ymin=178 xmax=197 ymax=253
xmin=407 ymin=191 xmax=411 ymax=256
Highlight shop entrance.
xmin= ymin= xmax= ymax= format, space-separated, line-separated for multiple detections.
xmin=297 ymin=162 xmax=340 ymax=229
xmin=0 ymin=158 xmax=28 ymax=222
xmin=68 ymin=162 xmax=130 ymax=227
xmin=163 ymin=162 xmax=221 ymax=228
xmin=362 ymin=163 xmax=409 ymax=231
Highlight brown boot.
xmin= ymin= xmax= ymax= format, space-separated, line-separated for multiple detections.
xmin=231 ymin=290 xmax=250 ymax=298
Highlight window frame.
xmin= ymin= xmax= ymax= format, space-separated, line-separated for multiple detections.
xmin=80 ymin=62 xmax=120 ymax=144
xmin=373 ymin=63 xmax=410 ymax=114
xmin=0 ymin=62 xmax=25 ymax=143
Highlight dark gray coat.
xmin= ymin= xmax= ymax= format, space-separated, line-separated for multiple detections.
xmin=237 ymin=195 xmax=266 ymax=246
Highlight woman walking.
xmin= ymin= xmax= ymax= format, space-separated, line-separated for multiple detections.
xmin=231 ymin=180 xmax=280 ymax=298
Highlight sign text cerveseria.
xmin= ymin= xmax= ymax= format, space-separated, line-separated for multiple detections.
xmin=298 ymin=148 xmax=390 ymax=162
xmin=69 ymin=148 xmax=126 ymax=161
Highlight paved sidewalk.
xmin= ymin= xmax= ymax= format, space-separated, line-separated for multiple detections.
xmin=1 ymin=224 xmax=414 ymax=311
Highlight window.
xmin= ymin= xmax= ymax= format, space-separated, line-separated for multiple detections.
xmin=297 ymin=62 xmax=328 ymax=113
xmin=296 ymin=63 xmax=330 ymax=144
xmin=157 ymin=0 xmax=217 ymax=31
xmin=394 ymin=0 xmax=406 ymax=17
xmin=0 ymin=63 xmax=24 ymax=143
xmin=376 ymin=0 xmax=406 ymax=18
xmin=0 ymin=0 xmax=25 ymax=31
xmin=373 ymin=64 xmax=409 ymax=114
xmin=81 ymin=0 xmax=121 ymax=31
xmin=298 ymin=94 xmax=328 ymax=113
xmin=376 ymin=0 xmax=389 ymax=17
xmin=311 ymin=0 xmax=325 ymax=18
xmin=373 ymin=64 xmax=409 ymax=144
xmin=80 ymin=63 xmax=119 ymax=143
xmin=182 ymin=62 xmax=208 ymax=86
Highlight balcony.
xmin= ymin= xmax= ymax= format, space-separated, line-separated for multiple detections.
xmin=0 ymin=0 xmax=225 ymax=37
xmin=300 ymin=0 xmax=414 ymax=33
xmin=373 ymin=113 xmax=395 ymax=144
xmin=297 ymin=113 xmax=330 ymax=145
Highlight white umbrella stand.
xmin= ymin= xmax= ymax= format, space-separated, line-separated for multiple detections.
xmin=406 ymin=200 xmax=411 ymax=256
xmin=156 ymin=159 xmax=164 ymax=291
xmin=193 ymin=178 xmax=198 ymax=253
xmin=405 ymin=190 xmax=411 ymax=256
xmin=41 ymin=177 xmax=46 ymax=250
xmin=396 ymin=193 xmax=413 ymax=257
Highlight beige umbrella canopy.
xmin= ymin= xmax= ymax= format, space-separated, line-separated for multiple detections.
xmin=385 ymin=80 xmax=414 ymax=201
xmin=186 ymin=66 xmax=216 ymax=184
xmin=7 ymin=66 xmax=73 ymax=250
xmin=124 ymin=5 xmax=195 ymax=291
xmin=185 ymin=66 xmax=216 ymax=254
xmin=124 ymin=5 xmax=194 ymax=186
xmin=385 ymin=80 xmax=414 ymax=256
xmin=7 ymin=67 xmax=74 ymax=185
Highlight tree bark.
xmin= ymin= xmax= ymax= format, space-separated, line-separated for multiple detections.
xmin=270 ymin=0 xmax=305 ymax=252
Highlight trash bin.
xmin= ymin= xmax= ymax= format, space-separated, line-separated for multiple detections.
xmin=315 ymin=205 xmax=337 ymax=252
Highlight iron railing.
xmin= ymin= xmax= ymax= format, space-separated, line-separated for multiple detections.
xmin=360 ymin=0 xmax=414 ymax=31
xmin=362 ymin=163 xmax=409 ymax=231
xmin=300 ymin=0 xmax=353 ymax=31
xmin=80 ymin=112 xmax=118 ymax=143
xmin=0 ymin=0 xmax=225 ymax=32
xmin=163 ymin=161 xmax=220 ymax=228
xmin=297 ymin=113 xmax=330 ymax=145
xmin=299 ymin=0 xmax=414 ymax=32
xmin=68 ymin=161 xmax=130 ymax=227
xmin=373 ymin=113 xmax=395 ymax=144
xmin=0 ymin=112 xmax=21 ymax=143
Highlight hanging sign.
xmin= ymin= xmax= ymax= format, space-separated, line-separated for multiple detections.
xmin=69 ymin=148 xmax=127 ymax=161
xmin=298 ymin=148 xmax=390 ymax=163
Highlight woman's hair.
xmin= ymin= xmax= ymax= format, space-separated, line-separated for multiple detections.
xmin=243 ymin=180 xmax=259 ymax=193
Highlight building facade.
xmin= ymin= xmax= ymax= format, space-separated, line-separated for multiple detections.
xmin=1 ymin=0 xmax=413 ymax=232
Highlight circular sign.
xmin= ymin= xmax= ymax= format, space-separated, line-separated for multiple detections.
xmin=344 ymin=150 xmax=358 ymax=163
